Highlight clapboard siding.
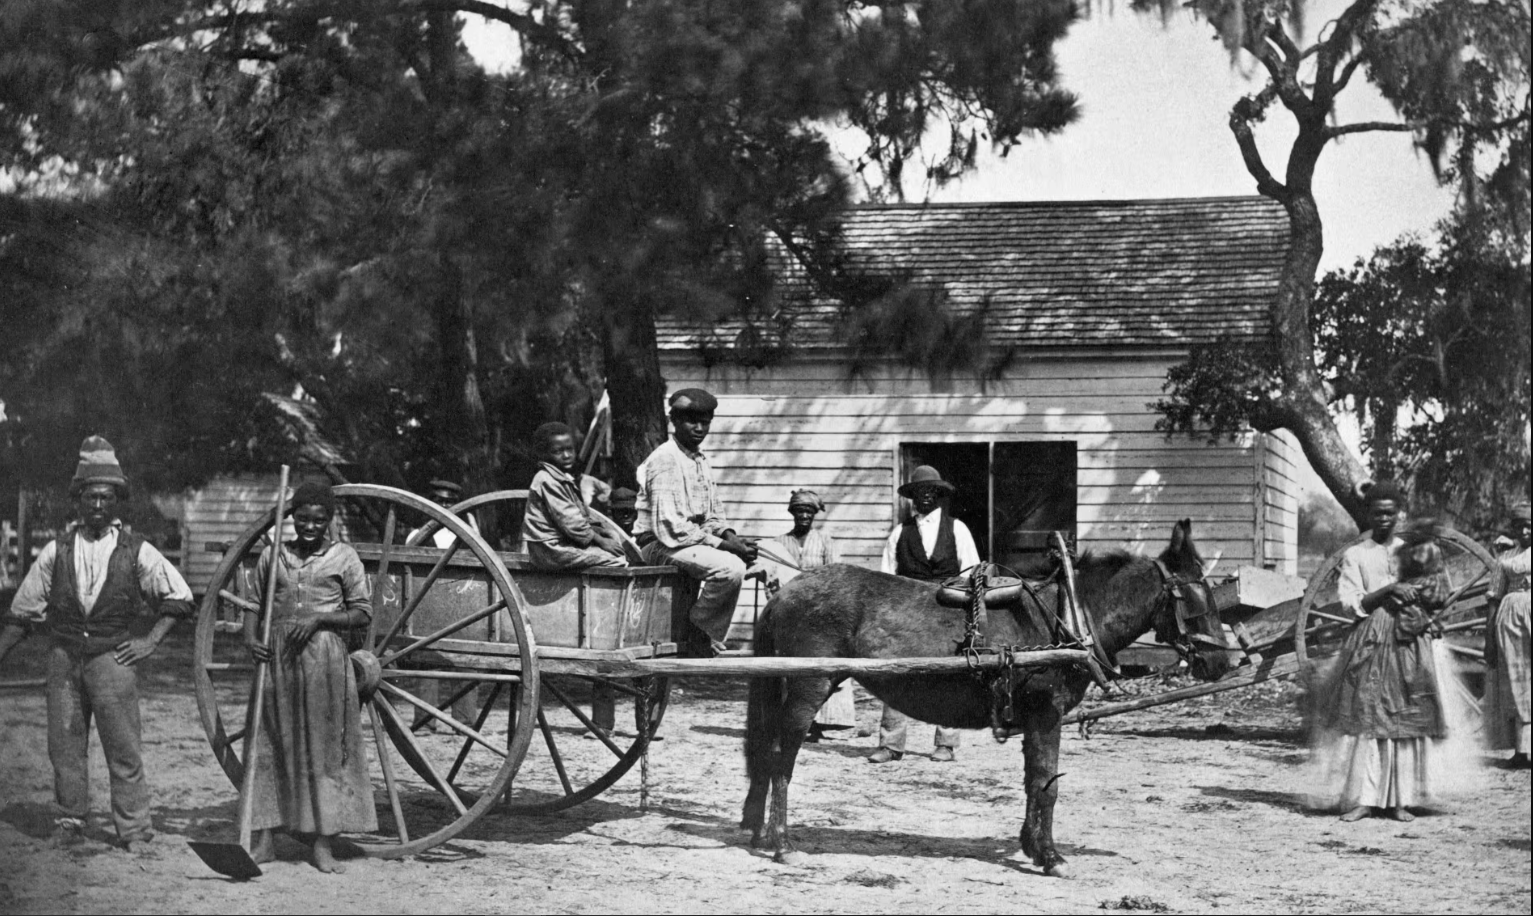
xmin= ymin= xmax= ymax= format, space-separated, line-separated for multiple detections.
xmin=181 ymin=472 xmax=325 ymax=594
xmin=661 ymin=351 xmax=1302 ymax=642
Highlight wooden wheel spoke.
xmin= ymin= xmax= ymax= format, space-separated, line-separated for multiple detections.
xmin=379 ymin=598 xmax=507 ymax=667
xmin=370 ymin=507 xmax=398 ymax=645
xmin=536 ymin=709 xmax=575 ymax=797
xmin=1439 ymin=617 xmax=1486 ymax=634
xmin=1307 ymin=608 xmax=1355 ymax=626
xmin=448 ymin=683 xmax=504 ymax=784
xmin=374 ymin=694 xmax=469 ymax=816
xmin=217 ymin=589 xmax=259 ymax=613
xmin=543 ymin=678 xmax=626 ymax=760
xmin=369 ymin=700 xmax=410 ymax=845
xmin=377 ymin=539 xmax=462 ymax=652
xmin=379 ymin=681 xmax=507 ymax=760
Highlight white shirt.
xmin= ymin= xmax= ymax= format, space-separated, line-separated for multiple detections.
xmin=409 ymin=513 xmax=480 ymax=549
xmin=1335 ymin=533 xmax=1403 ymax=619
xmin=10 ymin=521 xmax=192 ymax=620
xmin=880 ymin=508 xmax=980 ymax=576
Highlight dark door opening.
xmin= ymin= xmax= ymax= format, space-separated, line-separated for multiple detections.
xmin=898 ymin=441 xmax=1077 ymax=572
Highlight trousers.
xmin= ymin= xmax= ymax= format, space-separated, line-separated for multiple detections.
xmin=47 ymin=645 xmax=153 ymax=840
xmin=642 ymin=542 xmax=745 ymax=644
xmin=878 ymin=703 xmax=961 ymax=753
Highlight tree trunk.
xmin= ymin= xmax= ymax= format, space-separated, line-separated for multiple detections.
xmin=433 ymin=254 xmax=494 ymax=493
xmin=601 ymin=294 xmax=669 ymax=487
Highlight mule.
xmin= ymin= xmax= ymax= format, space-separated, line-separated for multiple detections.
xmin=741 ymin=518 xmax=1231 ymax=876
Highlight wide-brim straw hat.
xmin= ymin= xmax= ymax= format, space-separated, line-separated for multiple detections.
xmin=898 ymin=465 xmax=957 ymax=498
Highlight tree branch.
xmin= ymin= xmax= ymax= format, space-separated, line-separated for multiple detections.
xmin=1229 ymin=92 xmax=1289 ymax=201
xmin=1324 ymin=120 xmax=1416 ymax=138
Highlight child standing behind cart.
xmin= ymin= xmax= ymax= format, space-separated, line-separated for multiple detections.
xmin=244 ymin=481 xmax=376 ymax=872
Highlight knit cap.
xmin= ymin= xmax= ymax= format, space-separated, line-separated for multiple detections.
xmin=69 ymin=436 xmax=128 ymax=496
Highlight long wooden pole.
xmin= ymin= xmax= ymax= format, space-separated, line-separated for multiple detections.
xmin=1062 ymin=652 xmax=1302 ymax=725
xmin=238 ymin=465 xmax=289 ymax=852
xmin=536 ymin=648 xmax=1089 ymax=680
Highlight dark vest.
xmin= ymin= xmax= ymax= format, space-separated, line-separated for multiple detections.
xmin=46 ymin=531 xmax=148 ymax=655
xmin=894 ymin=512 xmax=960 ymax=582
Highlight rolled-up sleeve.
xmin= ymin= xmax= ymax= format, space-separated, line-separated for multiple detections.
xmin=6 ymin=541 xmax=57 ymax=626
xmin=136 ymin=542 xmax=195 ymax=618
xmin=1336 ymin=549 xmax=1369 ymax=619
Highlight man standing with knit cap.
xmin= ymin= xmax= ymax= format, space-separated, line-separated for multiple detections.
xmin=634 ymin=388 xmax=757 ymax=654
xmin=0 ymin=436 xmax=194 ymax=851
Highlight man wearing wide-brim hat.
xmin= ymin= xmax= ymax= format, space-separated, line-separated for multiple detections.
xmin=0 ymin=436 xmax=194 ymax=851
xmin=868 ymin=465 xmax=981 ymax=764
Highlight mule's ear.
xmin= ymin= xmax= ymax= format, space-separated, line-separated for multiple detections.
xmin=1168 ymin=518 xmax=1192 ymax=555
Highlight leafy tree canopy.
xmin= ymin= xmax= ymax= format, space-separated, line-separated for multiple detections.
xmin=1 ymin=0 xmax=1082 ymax=495
xmin=1141 ymin=0 xmax=1530 ymax=526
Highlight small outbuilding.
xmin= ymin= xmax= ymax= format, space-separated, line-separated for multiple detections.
xmin=655 ymin=196 xmax=1299 ymax=606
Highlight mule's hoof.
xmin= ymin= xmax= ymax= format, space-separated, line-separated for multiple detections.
xmin=1043 ymin=861 xmax=1071 ymax=879
xmin=775 ymin=849 xmax=811 ymax=867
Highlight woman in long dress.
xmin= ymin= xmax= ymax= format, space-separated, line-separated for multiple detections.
xmin=769 ymin=489 xmax=854 ymax=740
xmin=245 ymin=482 xmax=376 ymax=872
xmin=1311 ymin=482 xmax=1455 ymax=822
xmin=1485 ymin=501 xmax=1532 ymax=767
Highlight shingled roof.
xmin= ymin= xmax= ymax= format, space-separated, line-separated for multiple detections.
xmin=656 ymin=196 xmax=1289 ymax=352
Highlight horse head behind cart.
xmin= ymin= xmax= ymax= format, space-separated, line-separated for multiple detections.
xmin=742 ymin=518 xmax=1231 ymax=876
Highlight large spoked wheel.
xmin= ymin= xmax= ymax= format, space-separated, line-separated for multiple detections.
xmin=433 ymin=489 xmax=674 ymax=814
xmin=193 ymin=484 xmax=541 ymax=858
xmin=1296 ymin=527 xmax=1499 ymax=681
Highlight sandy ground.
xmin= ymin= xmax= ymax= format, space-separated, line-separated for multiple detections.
xmin=1 ymin=633 xmax=1529 ymax=915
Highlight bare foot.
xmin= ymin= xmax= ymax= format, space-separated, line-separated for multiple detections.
xmin=1339 ymin=806 xmax=1371 ymax=822
xmin=1390 ymin=807 xmax=1415 ymax=822
xmin=312 ymin=835 xmax=346 ymax=874
xmin=250 ymin=829 xmax=276 ymax=865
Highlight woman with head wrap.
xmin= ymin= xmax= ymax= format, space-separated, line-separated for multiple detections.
xmin=1485 ymin=501 xmax=1532 ymax=767
xmin=769 ymin=490 xmax=854 ymax=740
xmin=244 ymin=481 xmax=377 ymax=872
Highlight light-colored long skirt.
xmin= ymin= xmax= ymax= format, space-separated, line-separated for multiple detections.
xmin=814 ymin=679 xmax=856 ymax=728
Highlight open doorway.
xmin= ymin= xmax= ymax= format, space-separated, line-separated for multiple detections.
xmin=898 ymin=441 xmax=1077 ymax=572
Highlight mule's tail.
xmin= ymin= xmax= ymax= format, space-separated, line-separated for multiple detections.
xmin=744 ymin=609 xmax=783 ymax=782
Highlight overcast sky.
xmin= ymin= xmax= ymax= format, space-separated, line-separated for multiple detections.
xmin=463 ymin=2 xmax=1457 ymax=273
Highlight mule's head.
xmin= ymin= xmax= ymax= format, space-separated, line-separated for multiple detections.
xmin=1149 ymin=518 xmax=1231 ymax=681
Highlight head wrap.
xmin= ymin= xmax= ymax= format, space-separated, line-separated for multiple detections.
xmin=290 ymin=481 xmax=337 ymax=514
xmin=533 ymin=421 xmax=574 ymax=455
xmin=1509 ymin=501 xmax=1532 ymax=525
xmin=668 ymin=388 xmax=718 ymax=414
xmin=69 ymin=435 xmax=129 ymax=497
xmin=788 ymin=489 xmax=825 ymax=513
xmin=426 ymin=479 xmax=462 ymax=497
xmin=609 ymin=487 xmax=639 ymax=510
xmin=897 ymin=465 xmax=957 ymax=498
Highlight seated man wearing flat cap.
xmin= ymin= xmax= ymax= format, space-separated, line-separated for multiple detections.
xmin=635 ymin=388 xmax=757 ymax=654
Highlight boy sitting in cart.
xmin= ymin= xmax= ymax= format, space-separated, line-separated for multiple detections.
xmin=522 ymin=422 xmax=629 ymax=571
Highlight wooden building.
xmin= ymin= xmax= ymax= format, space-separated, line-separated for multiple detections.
xmin=656 ymin=197 xmax=1300 ymax=598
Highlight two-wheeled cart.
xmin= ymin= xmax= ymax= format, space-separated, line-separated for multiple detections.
xmin=193 ymin=484 xmax=1086 ymax=858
